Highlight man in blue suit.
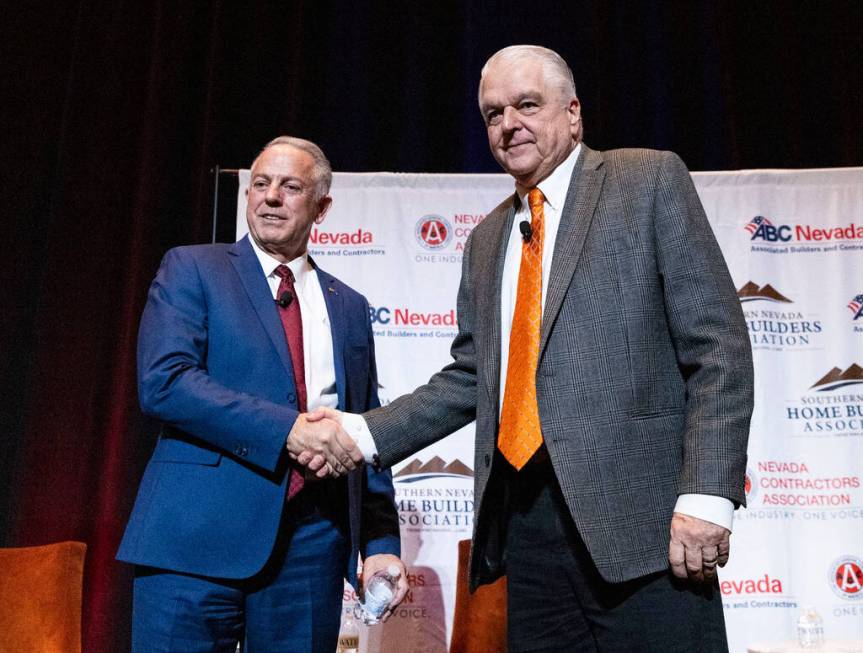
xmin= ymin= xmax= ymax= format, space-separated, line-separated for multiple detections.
xmin=118 ymin=136 xmax=406 ymax=652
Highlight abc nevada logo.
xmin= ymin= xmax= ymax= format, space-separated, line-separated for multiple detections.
xmin=850 ymin=294 xmax=863 ymax=333
xmin=745 ymin=215 xmax=863 ymax=253
xmin=737 ymin=282 xmax=822 ymax=349
xmin=829 ymin=556 xmax=863 ymax=600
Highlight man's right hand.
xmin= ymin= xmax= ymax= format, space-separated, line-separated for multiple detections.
xmin=286 ymin=414 xmax=363 ymax=478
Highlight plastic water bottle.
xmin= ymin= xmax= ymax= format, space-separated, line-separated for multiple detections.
xmin=796 ymin=605 xmax=824 ymax=649
xmin=337 ymin=603 xmax=360 ymax=653
xmin=359 ymin=564 xmax=401 ymax=625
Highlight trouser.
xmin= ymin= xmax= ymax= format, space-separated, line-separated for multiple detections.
xmin=132 ymin=489 xmax=348 ymax=653
xmin=504 ymin=458 xmax=728 ymax=652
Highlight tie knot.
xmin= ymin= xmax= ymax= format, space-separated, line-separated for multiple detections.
xmin=275 ymin=264 xmax=295 ymax=283
xmin=528 ymin=188 xmax=545 ymax=213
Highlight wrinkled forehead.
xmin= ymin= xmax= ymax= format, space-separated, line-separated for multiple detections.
xmin=250 ymin=144 xmax=314 ymax=179
xmin=479 ymin=58 xmax=548 ymax=108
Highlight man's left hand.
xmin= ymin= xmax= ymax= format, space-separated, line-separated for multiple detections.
xmin=359 ymin=554 xmax=409 ymax=623
xmin=668 ymin=512 xmax=730 ymax=583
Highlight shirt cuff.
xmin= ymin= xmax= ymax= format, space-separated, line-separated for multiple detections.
xmin=340 ymin=412 xmax=378 ymax=464
xmin=674 ymin=494 xmax=735 ymax=531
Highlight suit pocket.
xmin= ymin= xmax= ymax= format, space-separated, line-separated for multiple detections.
xmin=151 ymin=436 xmax=222 ymax=466
xmin=626 ymin=407 xmax=684 ymax=421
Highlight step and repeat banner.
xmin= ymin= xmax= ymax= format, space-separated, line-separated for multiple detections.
xmin=236 ymin=165 xmax=863 ymax=653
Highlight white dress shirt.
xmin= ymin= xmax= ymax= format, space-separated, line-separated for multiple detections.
xmin=250 ymin=238 xmax=338 ymax=411
xmin=343 ymin=146 xmax=733 ymax=531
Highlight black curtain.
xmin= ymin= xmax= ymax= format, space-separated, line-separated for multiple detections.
xmin=1 ymin=2 xmax=860 ymax=650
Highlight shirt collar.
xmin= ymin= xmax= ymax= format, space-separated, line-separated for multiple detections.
xmin=516 ymin=142 xmax=582 ymax=212
xmin=248 ymin=236 xmax=312 ymax=286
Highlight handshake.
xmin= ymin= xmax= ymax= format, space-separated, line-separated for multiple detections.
xmin=285 ymin=408 xmax=364 ymax=478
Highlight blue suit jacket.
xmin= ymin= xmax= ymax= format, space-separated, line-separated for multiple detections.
xmin=117 ymin=236 xmax=399 ymax=587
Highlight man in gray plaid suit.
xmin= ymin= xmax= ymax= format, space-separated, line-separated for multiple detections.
xmin=308 ymin=45 xmax=753 ymax=651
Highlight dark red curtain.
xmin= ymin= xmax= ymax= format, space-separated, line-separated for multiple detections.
xmin=1 ymin=2 xmax=860 ymax=650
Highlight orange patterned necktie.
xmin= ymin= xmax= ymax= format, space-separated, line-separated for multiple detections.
xmin=498 ymin=187 xmax=545 ymax=470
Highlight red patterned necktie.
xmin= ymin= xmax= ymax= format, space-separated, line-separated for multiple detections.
xmin=497 ymin=188 xmax=546 ymax=470
xmin=275 ymin=264 xmax=306 ymax=499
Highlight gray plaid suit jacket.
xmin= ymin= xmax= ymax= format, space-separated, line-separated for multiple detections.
xmin=365 ymin=145 xmax=753 ymax=589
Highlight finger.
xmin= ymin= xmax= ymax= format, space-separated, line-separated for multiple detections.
xmin=304 ymin=453 xmax=327 ymax=471
xmin=669 ymin=540 xmax=687 ymax=579
xmin=684 ymin=544 xmax=704 ymax=582
xmin=296 ymin=451 xmax=313 ymax=466
xmin=702 ymin=544 xmax=719 ymax=579
xmin=330 ymin=434 xmax=363 ymax=472
xmin=315 ymin=463 xmax=331 ymax=479
xmin=394 ymin=575 xmax=409 ymax=605
xmin=318 ymin=433 xmax=349 ymax=472
xmin=703 ymin=565 xmax=718 ymax=581
xmin=717 ymin=545 xmax=730 ymax=568
xmin=304 ymin=408 xmax=327 ymax=422
xmin=336 ymin=430 xmax=364 ymax=467
xmin=327 ymin=459 xmax=346 ymax=477
xmin=701 ymin=544 xmax=719 ymax=565
xmin=319 ymin=407 xmax=343 ymax=423
xmin=382 ymin=581 xmax=408 ymax=623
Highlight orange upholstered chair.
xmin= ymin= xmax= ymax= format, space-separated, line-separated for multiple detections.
xmin=449 ymin=538 xmax=507 ymax=653
xmin=0 ymin=541 xmax=87 ymax=653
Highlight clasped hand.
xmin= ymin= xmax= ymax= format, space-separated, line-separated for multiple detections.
xmin=668 ymin=512 xmax=731 ymax=583
xmin=286 ymin=408 xmax=359 ymax=478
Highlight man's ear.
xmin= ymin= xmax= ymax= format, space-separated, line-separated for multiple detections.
xmin=315 ymin=196 xmax=333 ymax=224
xmin=567 ymin=97 xmax=581 ymax=133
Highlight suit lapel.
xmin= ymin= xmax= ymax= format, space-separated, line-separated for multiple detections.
xmin=314 ymin=260 xmax=348 ymax=410
xmin=228 ymin=236 xmax=296 ymax=381
xmin=481 ymin=198 xmax=517 ymax=405
xmin=539 ymin=146 xmax=605 ymax=359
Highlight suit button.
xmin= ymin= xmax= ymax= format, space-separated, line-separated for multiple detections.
xmin=288 ymin=393 xmax=296 ymax=403
xmin=234 ymin=445 xmax=248 ymax=457
xmin=484 ymin=454 xmax=491 ymax=467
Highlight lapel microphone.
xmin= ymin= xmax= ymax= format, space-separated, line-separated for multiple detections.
xmin=276 ymin=291 xmax=293 ymax=308
xmin=519 ymin=220 xmax=533 ymax=242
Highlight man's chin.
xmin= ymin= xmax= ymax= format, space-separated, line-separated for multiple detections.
xmin=500 ymin=154 xmax=538 ymax=178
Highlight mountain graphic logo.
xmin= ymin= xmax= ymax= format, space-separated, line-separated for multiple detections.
xmin=810 ymin=364 xmax=863 ymax=392
xmin=737 ymin=282 xmax=792 ymax=303
xmin=394 ymin=456 xmax=474 ymax=483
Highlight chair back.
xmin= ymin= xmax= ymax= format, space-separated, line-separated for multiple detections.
xmin=0 ymin=541 xmax=86 ymax=653
xmin=449 ymin=538 xmax=507 ymax=653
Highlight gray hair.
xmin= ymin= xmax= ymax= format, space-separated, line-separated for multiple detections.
xmin=253 ymin=135 xmax=333 ymax=200
xmin=479 ymin=45 xmax=583 ymax=141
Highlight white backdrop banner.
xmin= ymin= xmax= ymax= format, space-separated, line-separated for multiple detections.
xmin=236 ymin=166 xmax=863 ymax=653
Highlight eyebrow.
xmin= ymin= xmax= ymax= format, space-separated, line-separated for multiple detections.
xmin=482 ymin=92 xmax=542 ymax=113
xmin=251 ymin=174 xmax=303 ymax=183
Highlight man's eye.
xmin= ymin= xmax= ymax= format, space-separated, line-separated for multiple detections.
xmin=518 ymin=101 xmax=538 ymax=112
xmin=487 ymin=111 xmax=502 ymax=126
xmin=252 ymin=181 xmax=267 ymax=190
xmin=284 ymin=184 xmax=303 ymax=194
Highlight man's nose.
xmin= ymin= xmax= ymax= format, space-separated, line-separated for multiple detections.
xmin=501 ymin=105 xmax=520 ymax=131
xmin=264 ymin=183 xmax=282 ymax=205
